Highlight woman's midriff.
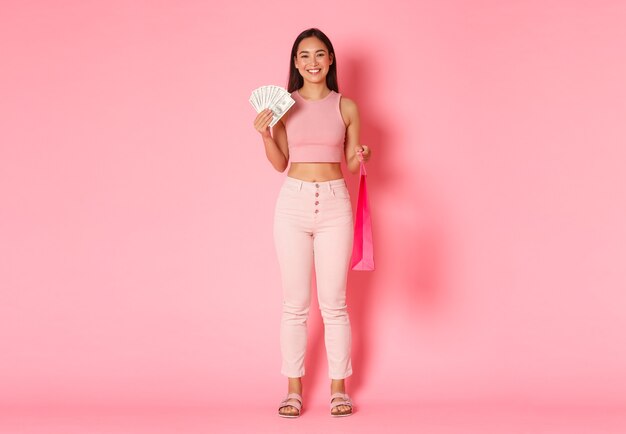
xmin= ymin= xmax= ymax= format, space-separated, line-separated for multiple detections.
xmin=287 ymin=162 xmax=344 ymax=182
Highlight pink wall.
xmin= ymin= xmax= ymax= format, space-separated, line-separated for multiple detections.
xmin=1 ymin=0 xmax=625 ymax=409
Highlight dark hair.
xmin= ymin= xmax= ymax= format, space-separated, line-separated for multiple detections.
xmin=287 ymin=28 xmax=338 ymax=93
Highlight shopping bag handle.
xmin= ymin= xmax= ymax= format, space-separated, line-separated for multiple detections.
xmin=357 ymin=150 xmax=367 ymax=176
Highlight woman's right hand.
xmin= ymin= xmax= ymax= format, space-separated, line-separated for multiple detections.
xmin=253 ymin=108 xmax=274 ymax=139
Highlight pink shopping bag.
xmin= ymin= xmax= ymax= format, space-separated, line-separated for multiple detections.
xmin=350 ymin=159 xmax=375 ymax=271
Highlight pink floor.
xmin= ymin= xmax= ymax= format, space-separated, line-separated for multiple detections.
xmin=2 ymin=400 xmax=625 ymax=434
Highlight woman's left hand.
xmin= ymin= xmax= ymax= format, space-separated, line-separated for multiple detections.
xmin=356 ymin=145 xmax=372 ymax=163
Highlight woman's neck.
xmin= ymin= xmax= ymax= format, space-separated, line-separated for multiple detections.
xmin=298 ymin=83 xmax=330 ymax=100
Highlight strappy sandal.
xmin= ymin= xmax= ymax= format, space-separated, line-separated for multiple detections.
xmin=330 ymin=392 xmax=353 ymax=417
xmin=278 ymin=392 xmax=303 ymax=418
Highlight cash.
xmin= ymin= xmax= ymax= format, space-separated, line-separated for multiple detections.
xmin=249 ymin=85 xmax=295 ymax=127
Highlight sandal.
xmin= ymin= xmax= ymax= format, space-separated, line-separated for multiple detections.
xmin=330 ymin=392 xmax=353 ymax=417
xmin=278 ymin=392 xmax=303 ymax=418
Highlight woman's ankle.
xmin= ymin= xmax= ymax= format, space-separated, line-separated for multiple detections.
xmin=288 ymin=377 xmax=302 ymax=393
xmin=330 ymin=378 xmax=346 ymax=393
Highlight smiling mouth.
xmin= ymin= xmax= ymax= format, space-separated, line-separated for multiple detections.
xmin=307 ymin=69 xmax=321 ymax=74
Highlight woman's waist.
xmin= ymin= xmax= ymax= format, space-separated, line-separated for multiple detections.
xmin=284 ymin=172 xmax=346 ymax=191
xmin=287 ymin=162 xmax=343 ymax=182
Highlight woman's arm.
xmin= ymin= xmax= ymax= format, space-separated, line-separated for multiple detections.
xmin=268 ymin=117 xmax=289 ymax=172
xmin=342 ymin=97 xmax=363 ymax=174
xmin=254 ymin=108 xmax=289 ymax=172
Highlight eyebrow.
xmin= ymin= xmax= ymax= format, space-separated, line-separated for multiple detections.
xmin=298 ymin=49 xmax=327 ymax=55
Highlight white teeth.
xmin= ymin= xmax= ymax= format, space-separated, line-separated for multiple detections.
xmin=308 ymin=69 xmax=320 ymax=73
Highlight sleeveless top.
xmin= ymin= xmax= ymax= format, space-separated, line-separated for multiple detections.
xmin=284 ymin=89 xmax=346 ymax=163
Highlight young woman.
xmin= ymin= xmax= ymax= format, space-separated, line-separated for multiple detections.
xmin=253 ymin=28 xmax=372 ymax=418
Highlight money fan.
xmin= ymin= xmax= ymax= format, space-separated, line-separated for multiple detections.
xmin=249 ymin=85 xmax=296 ymax=127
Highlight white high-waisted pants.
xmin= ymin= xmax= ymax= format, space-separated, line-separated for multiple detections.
xmin=273 ymin=176 xmax=354 ymax=379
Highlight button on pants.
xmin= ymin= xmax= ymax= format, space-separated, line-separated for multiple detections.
xmin=273 ymin=176 xmax=354 ymax=379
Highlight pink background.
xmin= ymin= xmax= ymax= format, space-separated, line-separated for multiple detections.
xmin=1 ymin=0 xmax=625 ymax=432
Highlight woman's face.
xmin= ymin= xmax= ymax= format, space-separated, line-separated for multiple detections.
xmin=294 ymin=36 xmax=333 ymax=84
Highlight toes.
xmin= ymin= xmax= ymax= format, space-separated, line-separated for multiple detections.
xmin=279 ymin=400 xmax=300 ymax=416
xmin=331 ymin=404 xmax=345 ymax=414
xmin=333 ymin=404 xmax=351 ymax=414
xmin=280 ymin=406 xmax=294 ymax=415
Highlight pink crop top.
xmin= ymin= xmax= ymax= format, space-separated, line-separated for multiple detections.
xmin=284 ymin=89 xmax=346 ymax=163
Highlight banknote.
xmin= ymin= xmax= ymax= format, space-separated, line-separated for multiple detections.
xmin=250 ymin=85 xmax=295 ymax=127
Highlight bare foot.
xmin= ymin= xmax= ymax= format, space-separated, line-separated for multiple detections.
xmin=330 ymin=379 xmax=352 ymax=416
xmin=278 ymin=377 xmax=302 ymax=417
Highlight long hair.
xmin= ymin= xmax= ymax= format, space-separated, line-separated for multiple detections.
xmin=287 ymin=28 xmax=338 ymax=93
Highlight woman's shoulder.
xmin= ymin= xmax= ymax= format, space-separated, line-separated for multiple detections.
xmin=339 ymin=94 xmax=359 ymax=115
xmin=338 ymin=93 xmax=357 ymax=107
